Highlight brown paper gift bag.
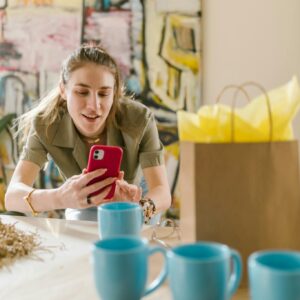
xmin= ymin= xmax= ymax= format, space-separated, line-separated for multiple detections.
xmin=179 ymin=83 xmax=300 ymax=286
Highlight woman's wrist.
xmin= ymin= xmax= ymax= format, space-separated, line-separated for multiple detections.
xmin=29 ymin=188 xmax=63 ymax=212
xmin=51 ymin=188 xmax=65 ymax=210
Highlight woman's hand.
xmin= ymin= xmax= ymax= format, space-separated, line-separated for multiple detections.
xmin=113 ymin=171 xmax=142 ymax=202
xmin=56 ymin=168 xmax=117 ymax=209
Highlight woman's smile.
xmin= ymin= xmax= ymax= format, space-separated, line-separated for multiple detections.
xmin=81 ymin=113 xmax=101 ymax=122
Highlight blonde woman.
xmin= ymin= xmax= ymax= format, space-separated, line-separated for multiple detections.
xmin=5 ymin=44 xmax=171 ymax=222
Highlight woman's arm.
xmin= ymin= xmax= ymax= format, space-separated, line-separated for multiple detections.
xmin=5 ymin=160 xmax=117 ymax=213
xmin=142 ymin=165 xmax=171 ymax=212
xmin=5 ymin=160 xmax=59 ymax=213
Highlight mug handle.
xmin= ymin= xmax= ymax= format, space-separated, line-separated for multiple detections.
xmin=144 ymin=246 xmax=168 ymax=296
xmin=227 ymin=249 xmax=242 ymax=297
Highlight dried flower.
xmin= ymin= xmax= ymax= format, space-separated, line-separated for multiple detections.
xmin=0 ymin=219 xmax=40 ymax=269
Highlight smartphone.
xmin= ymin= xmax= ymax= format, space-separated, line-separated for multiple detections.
xmin=86 ymin=145 xmax=123 ymax=199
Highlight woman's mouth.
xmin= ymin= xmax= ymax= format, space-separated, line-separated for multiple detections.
xmin=82 ymin=113 xmax=100 ymax=122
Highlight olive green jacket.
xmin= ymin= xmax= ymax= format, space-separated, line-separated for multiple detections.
xmin=20 ymin=100 xmax=164 ymax=183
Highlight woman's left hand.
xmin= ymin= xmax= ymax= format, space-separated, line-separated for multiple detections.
xmin=114 ymin=171 xmax=142 ymax=202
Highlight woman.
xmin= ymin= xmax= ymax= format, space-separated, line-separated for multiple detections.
xmin=5 ymin=44 xmax=171 ymax=223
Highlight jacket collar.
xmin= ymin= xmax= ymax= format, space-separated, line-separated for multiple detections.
xmin=51 ymin=112 xmax=126 ymax=170
xmin=52 ymin=112 xmax=77 ymax=148
xmin=51 ymin=113 xmax=86 ymax=169
xmin=107 ymin=121 xmax=126 ymax=148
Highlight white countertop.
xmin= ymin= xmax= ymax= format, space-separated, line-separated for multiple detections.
xmin=0 ymin=215 xmax=248 ymax=300
xmin=0 ymin=215 xmax=173 ymax=300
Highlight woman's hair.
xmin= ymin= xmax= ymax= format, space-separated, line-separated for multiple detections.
xmin=16 ymin=43 xmax=124 ymax=143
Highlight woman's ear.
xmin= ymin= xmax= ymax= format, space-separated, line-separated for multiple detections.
xmin=59 ymin=82 xmax=67 ymax=100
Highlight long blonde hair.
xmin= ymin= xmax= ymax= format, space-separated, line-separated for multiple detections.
xmin=16 ymin=44 xmax=124 ymax=143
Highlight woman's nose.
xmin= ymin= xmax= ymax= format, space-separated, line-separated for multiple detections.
xmin=86 ymin=93 xmax=100 ymax=110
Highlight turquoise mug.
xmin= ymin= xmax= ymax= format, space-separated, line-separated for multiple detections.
xmin=248 ymin=250 xmax=300 ymax=300
xmin=167 ymin=242 xmax=242 ymax=300
xmin=97 ymin=202 xmax=143 ymax=238
xmin=91 ymin=236 xmax=168 ymax=300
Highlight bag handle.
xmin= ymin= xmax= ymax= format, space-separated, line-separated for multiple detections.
xmin=236 ymin=82 xmax=273 ymax=142
xmin=216 ymin=84 xmax=251 ymax=142
xmin=216 ymin=83 xmax=273 ymax=142
xmin=216 ymin=84 xmax=251 ymax=103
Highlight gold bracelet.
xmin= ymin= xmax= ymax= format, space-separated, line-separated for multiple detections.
xmin=24 ymin=189 xmax=38 ymax=216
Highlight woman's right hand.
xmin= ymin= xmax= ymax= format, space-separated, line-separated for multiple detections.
xmin=56 ymin=169 xmax=117 ymax=209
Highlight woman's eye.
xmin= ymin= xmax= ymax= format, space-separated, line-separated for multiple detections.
xmin=76 ymin=90 xmax=88 ymax=96
xmin=99 ymin=93 xmax=110 ymax=97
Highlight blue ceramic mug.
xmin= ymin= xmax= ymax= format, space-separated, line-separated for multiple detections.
xmin=97 ymin=202 xmax=143 ymax=238
xmin=167 ymin=242 xmax=242 ymax=300
xmin=248 ymin=250 xmax=300 ymax=300
xmin=91 ymin=236 xmax=168 ymax=300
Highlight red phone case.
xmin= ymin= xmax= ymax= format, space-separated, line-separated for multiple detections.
xmin=86 ymin=145 xmax=123 ymax=199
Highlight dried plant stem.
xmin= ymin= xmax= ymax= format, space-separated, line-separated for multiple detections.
xmin=0 ymin=219 xmax=41 ymax=269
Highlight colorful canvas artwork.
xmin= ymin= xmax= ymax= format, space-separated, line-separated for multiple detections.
xmin=0 ymin=0 xmax=202 ymax=218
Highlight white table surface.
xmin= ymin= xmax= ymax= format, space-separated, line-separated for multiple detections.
xmin=0 ymin=215 xmax=248 ymax=300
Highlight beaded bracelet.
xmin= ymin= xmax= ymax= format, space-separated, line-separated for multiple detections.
xmin=24 ymin=189 xmax=38 ymax=216
xmin=139 ymin=197 xmax=156 ymax=224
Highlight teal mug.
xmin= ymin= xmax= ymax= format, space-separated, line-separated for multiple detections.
xmin=248 ymin=250 xmax=300 ymax=300
xmin=97 ymin=202 xmax=143 ymax=238
xmin=167 ymin=242 xmax=242 ymax=300
xmin=91 ymin=236 xmax=168 ymax=300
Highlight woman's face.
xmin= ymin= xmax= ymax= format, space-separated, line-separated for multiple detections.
xmin=60 ymin=63 xmax=115 ymax=138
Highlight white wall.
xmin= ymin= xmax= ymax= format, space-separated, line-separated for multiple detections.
xmin=202 ymin=0 xmax=300 ymax=137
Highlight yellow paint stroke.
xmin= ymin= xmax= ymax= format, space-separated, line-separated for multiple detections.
xmin=156 ymin=72 xmax=164 ymax=88
xmin=161 ymin=15 xmax=200 ymax=73
xmin=167 ymin=66 xmax=180 ymax=99
xmin=152 ymin=94 xmax=172 ymax=110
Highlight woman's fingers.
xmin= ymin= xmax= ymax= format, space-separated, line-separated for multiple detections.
xmin=116 ymin=180 xmax=141 ymax=201
xmin=81 ymin=176 xmax=116 ymax=196
xmin=73 ymin=172 xmax=141 ymax=208
xmin=59 ymin=169 xmax=117 ymax=209
xmin=80 ymin=168 xmax=107 ymax=186
xmin=83 ymin=186 xmax=113 ymax=207
xmin=91 ymin=186 xmax=114 ymax=206
xmin=132 ymin=187 xmax=142 ymax=202
xmin=118 ymin=171 xmax=124 ymax=180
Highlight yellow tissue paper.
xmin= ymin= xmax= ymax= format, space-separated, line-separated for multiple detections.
xmin=177 ymin=77 xmax=300 ymax=143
